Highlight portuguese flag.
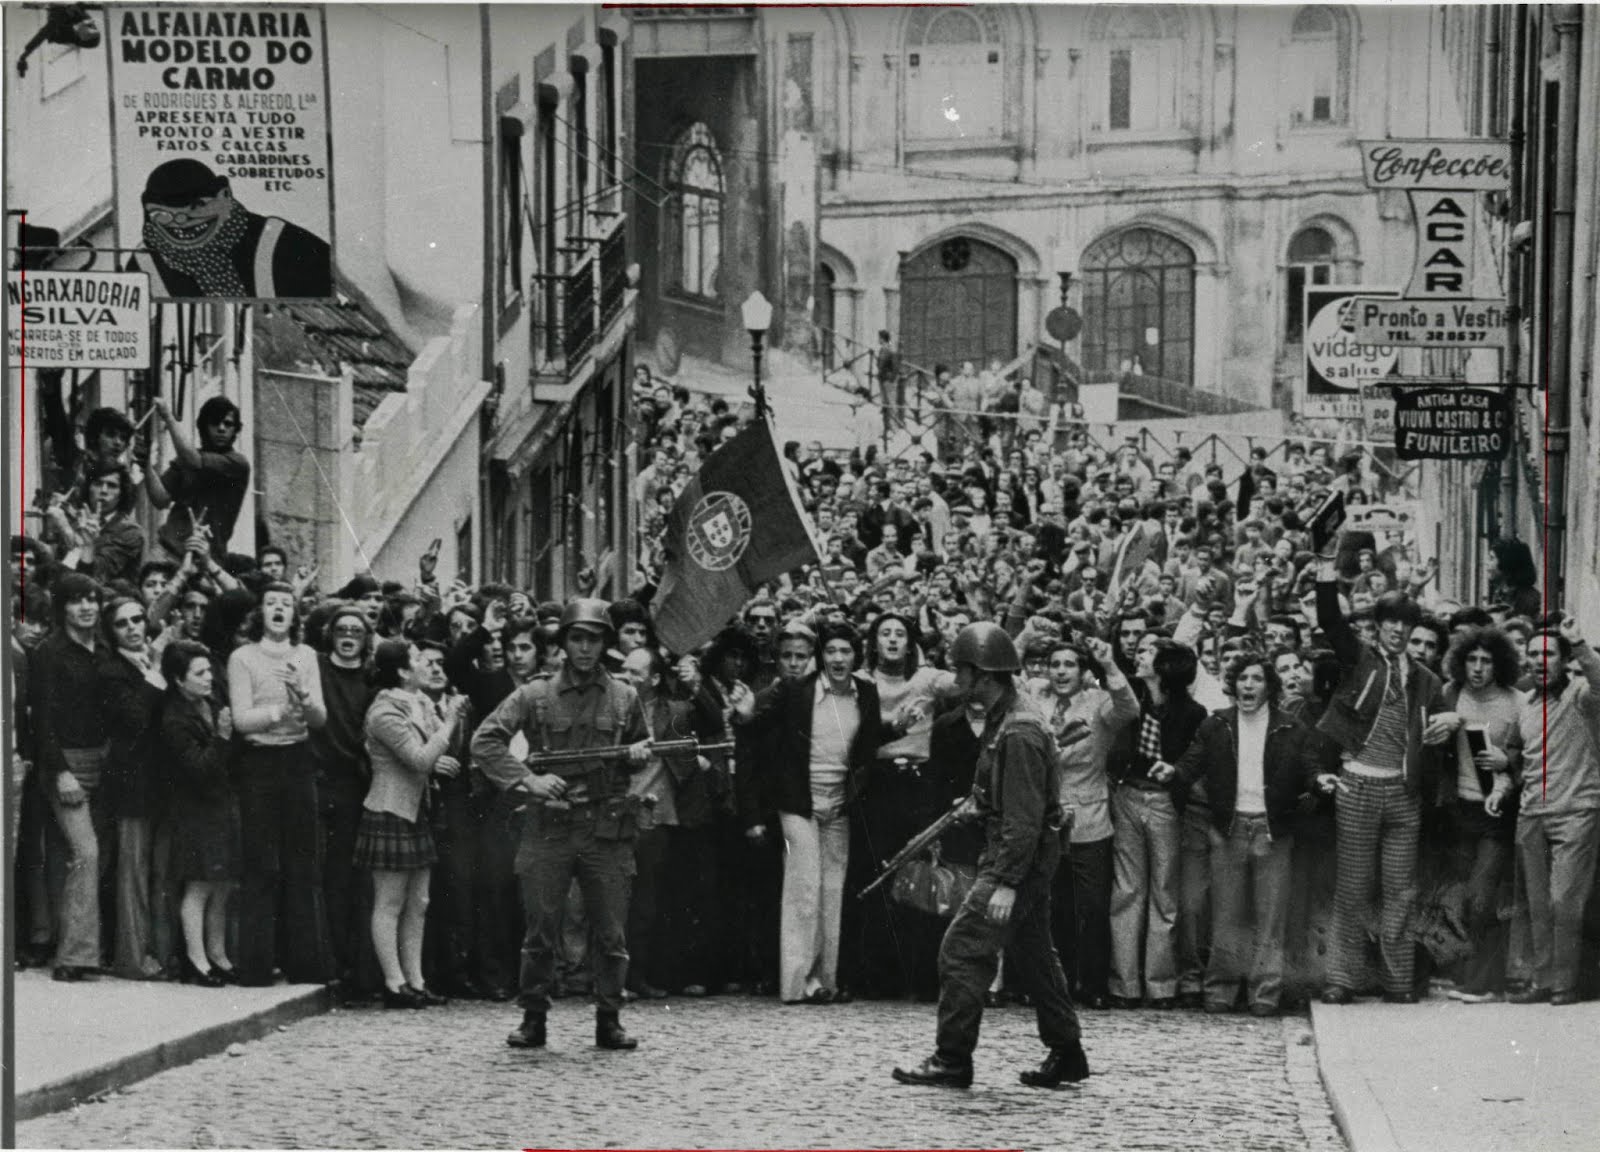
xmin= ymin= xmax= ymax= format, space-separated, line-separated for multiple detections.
xmin=651 ymin=416 xmax=819 ymax=653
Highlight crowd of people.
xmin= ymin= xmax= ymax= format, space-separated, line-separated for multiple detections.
xmin=10 ymin=368 xmax=1599 ymax=1062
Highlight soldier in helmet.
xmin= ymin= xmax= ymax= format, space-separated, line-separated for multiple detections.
xmin=892 ymin=622 xmax=1090 ymax=1090
xmin=471 ymin=598 xmax=652 ymax=1051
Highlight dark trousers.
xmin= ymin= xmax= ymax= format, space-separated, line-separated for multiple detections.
xmin=1052 ymin=836 xmax=1113 ymax=1001
xmin=626 ymin=825 xmax=673 ymax=990
xmin=235 ymin=744 xmax=334 ymax=985
xmin=1327 ymin=773 xmax=1419 ymax=996
xmin=427 ymin=781 xmax=477 ymax=988
xmin=666 ymin=824 xmax=723 ymax=990
xmin=730 ymin=820 xmax=783 ymax=992
xmin=515 ymin=813 xmax=633 ymax=1013
xmin=935 ymin=836 xmax=1080 ymax=1066
xmin=1448 ymin=800 xmax=1513 ymax=994
xmin=317 ymin=773 xmax=371 ymax=989
xmin=475 ymin=792 xmax=523 ymax=993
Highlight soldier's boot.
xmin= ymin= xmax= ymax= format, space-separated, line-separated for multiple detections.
xmin=505 ymin=1009 xmax=546 ymax=1049
xmin=595 ymin=1011 xmax=638 ymax=1050
xmin=1019 ymin=1041 xmax=1090 ymax=1088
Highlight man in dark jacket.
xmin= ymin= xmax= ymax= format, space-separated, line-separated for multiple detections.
xmin=1314 ymin=555 xmax=1451 ymax=1004
xmin=1157 ymin=656 xmax=1325 ymax=1015
xmin=893 ymin=623 xmax=1087 ymax=1090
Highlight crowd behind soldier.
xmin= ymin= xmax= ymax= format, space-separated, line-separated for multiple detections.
xmin=8 ymin=372 xmax=1600 ymax=1059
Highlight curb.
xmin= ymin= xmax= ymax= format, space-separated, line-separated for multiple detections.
xmin=1307 ymin=1002 xmax=1402 ymax=1152
xmin=16 ymin=985 xmax=332 ymax=1122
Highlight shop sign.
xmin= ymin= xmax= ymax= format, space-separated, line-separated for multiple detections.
xmin=1361 ymin=387 xmax=1395 ymax=440
xmin=1359 ymin=139 xmax=1512 ymax=191
xmin=1346 ymin=297 xmax=1509 ymax=348
xmin=1404 ymin=191 xmax=1477 ymax=299
xmin=108 ymin=5 xmax=334 ymax=301
xmin=1392 ymin=388 xmax=1511 ymax=460
xmin=6 ymin=270 xmax=152 ymax=368
xmin=1302 ymin=286 xmax=1399 ymax=419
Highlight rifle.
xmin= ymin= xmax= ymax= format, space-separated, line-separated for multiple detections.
xmin=857 ymin=795 xmax=975 ymax=900
xmin=522 ymin=738 xmax=734 ymax=769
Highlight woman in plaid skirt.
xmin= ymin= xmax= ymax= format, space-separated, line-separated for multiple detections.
xmin=357 ymin=640 xmax=470 ymax=1009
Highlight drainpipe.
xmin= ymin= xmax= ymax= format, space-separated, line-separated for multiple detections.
xmin=1545 ymin=5 xmax=1581 ymax=609
xmin=479 ymin=4 xmax=495 ymax=582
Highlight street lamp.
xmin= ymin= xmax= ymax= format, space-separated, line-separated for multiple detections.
xmin=742 ymin=290 xmax=773 ymax=417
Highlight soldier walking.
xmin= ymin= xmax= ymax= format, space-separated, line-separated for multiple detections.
xmin=471 ymin=599 xmax=652 ymax=1051
xmin=892 ymin=623 xmax=1090 ymax=1090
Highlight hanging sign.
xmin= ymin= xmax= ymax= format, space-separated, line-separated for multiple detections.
xmin=1346 ymin=501 xmax=1423 ymax=537
xmin=1361 ymin=387 xmax=1395 ymax=440
xmin=1358 ymin=139 xmax=1512 ymax=192
xmin=5 ymin=270 xmax=152 ymax=369
xmin=1392 ymin=388 xmax=1511 ymax=460
xmin=1302 ymin=286 xmax=1399 ymax=419
xmin=1404 ymin=191 xmax=1478 ymax=298
xmin=107 ymin=5 xmax=334 ymax=301
xmin=1346 ymin=297 xmax=1509 ymax=348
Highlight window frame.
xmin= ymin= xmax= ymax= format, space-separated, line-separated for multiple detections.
xmin=903 ymin=6 xmax=1008 ymax=149
xmin=665 ymin=122 xmax=725 ymax=303
xmin=1283 ymin=226 xmax=1338 ymax=348
xmin=1088 ymin=5 xmax=1186 ymax=141
xmin=1287 ymin=5 xmax=1352 ymax=129
xmin=1080 ymin=227 xmax=1197 ymax=385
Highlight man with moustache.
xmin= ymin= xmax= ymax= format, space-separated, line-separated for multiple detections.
xmin=126 ymin=159 xmax=331 ymax=299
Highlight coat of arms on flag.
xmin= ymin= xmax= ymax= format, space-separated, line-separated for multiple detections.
xmin=687 ymin=492 xmax=753 ymax=572
xmin=651 ymin=417 xmax=820 ymax=653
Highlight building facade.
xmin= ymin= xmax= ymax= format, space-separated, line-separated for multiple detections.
xmin=481 ymin=4 xmax=638 ymax=600
xmin=1431 ymin=4 xmax=1600 ymax=635
xmin=631 ymin=4 xmax=1452 ymax=417
xmin=6 ymin=3 xmax=637 ymax=596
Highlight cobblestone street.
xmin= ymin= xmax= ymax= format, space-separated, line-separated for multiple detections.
xmin=20 ymin=996 xmax=1345 ymax=1150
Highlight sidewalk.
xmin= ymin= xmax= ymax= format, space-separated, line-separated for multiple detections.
xmin=1312 ymin=994 xmax=1600 ymax=1152
xmin=11 ymin=968 xmax=330 ymax=1122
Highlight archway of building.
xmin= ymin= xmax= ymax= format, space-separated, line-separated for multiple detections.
xmin=897 ymin=235 xmax=1019 ymax=377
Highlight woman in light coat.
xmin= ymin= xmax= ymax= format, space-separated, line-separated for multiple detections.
xmin=357 ymin=640 xmax=468 ymax=1008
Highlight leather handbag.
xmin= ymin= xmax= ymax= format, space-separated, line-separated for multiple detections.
xmin=890 ymin=842 xmax=977 ymax=920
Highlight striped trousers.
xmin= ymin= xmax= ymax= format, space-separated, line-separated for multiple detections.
xmin=1326 ymin=772 xmax=1420 ymax=996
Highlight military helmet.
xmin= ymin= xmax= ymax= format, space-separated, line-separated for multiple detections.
xmin=558 ymin=597 xmax=614 ymax=639
xmin=948 ymin=621 xmax=1021 ymax=673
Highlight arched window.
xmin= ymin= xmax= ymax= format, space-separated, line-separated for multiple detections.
xmin=904 ymin=6 xmax=1006 ymax=143
xmin=665 ymin=123 xmax=723 ymax=300
xmin=1288 ymin=6 xmax=1351 ymax=126
xmin=1089 ymin=6 xmax=1185 ymax=134
xmin=1284 ymin=226 xmax=1337 ymax=345
xmin=1081 ymin=228 xmax=1195 ymax=384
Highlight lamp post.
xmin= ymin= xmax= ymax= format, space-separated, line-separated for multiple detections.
xmin=742 ymin=290 xmax=773 ymax=418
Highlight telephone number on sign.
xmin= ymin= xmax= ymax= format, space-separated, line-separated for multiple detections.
xmin=1420 ymin=329 xmax=1492 ymax=343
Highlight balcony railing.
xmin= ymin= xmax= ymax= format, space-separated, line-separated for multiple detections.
xmin=599 ymin=223 xmax=627 ymax=332
xmin=564 ymin=252 xmax=597 ymax=363
xmin=535 ymin=216 xmax=628 ymax=382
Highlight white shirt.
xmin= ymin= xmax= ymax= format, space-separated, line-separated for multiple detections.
xmin=1235 ymin=706 xmax=1270 ymax=814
